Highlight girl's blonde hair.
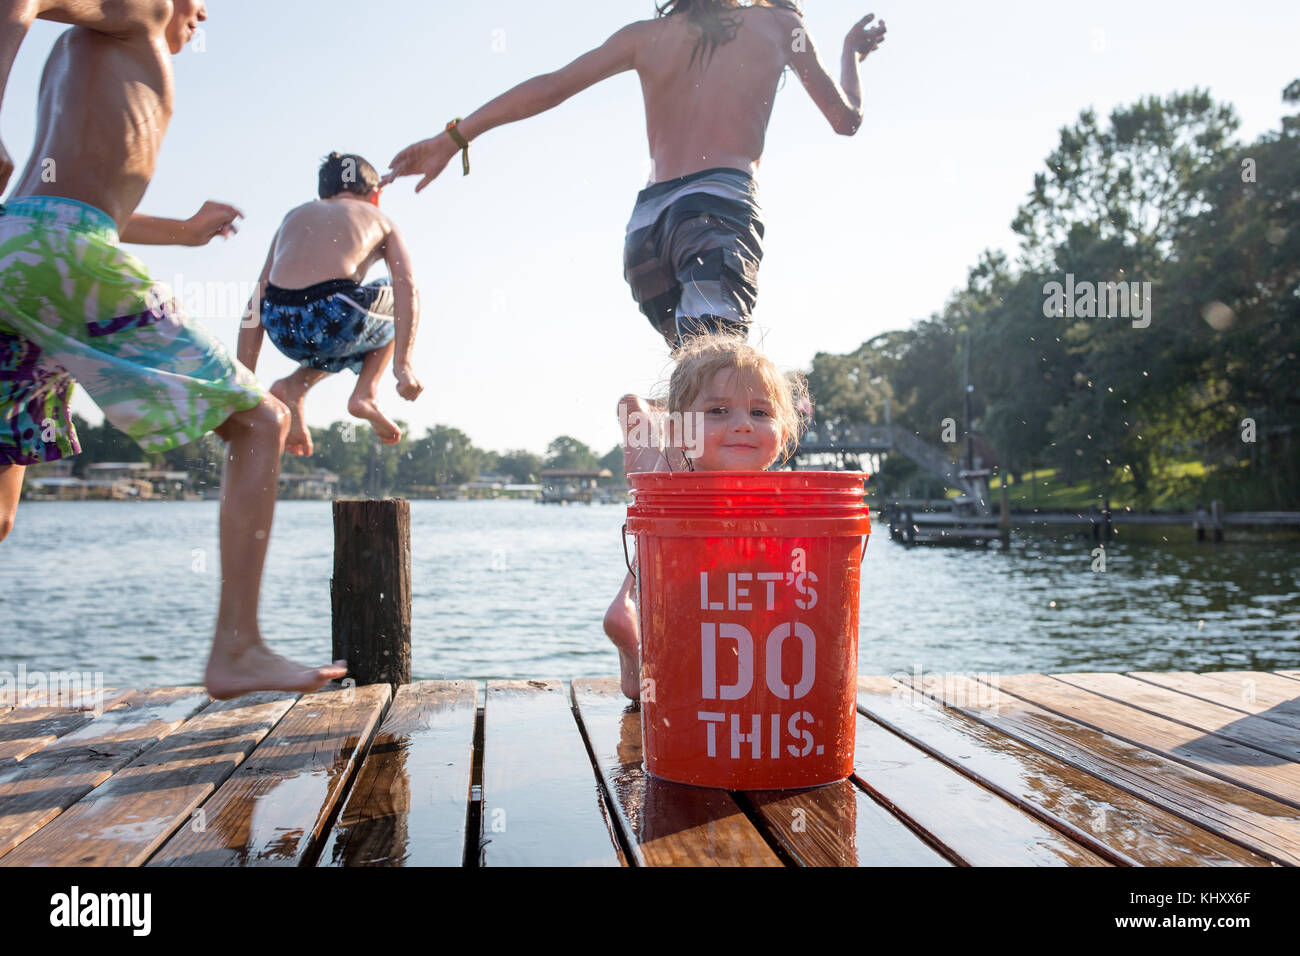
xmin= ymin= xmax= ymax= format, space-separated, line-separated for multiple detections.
xmin=666 ymin=333 xmax=811 ymax=465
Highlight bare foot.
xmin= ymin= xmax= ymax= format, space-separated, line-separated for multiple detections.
xmin=270 ymin=378 xmax=313 ymax=456
xmin=347 ymin=395 xmax=401 ymax=445
xmin=603 ymin=574 xmax=641 ymax=700
xmin=205 ymin=642 xmax=348 ymax=700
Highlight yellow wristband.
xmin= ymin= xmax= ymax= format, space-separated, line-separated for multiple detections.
xmin=445 ymin=119 xmax=470 ymax=176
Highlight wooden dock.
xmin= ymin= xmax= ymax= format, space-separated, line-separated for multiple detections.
xmin=1 ymin=671 xmax=1297 ymax=867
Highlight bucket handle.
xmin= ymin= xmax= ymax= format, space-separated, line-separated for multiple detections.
xmin=622 ymin=523 xmax=636 ymax=581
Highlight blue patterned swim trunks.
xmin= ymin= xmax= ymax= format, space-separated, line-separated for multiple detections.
xmin=260 ymin=278 xmax=395 ymax=374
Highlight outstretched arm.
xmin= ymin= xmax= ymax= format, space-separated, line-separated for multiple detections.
xmin=121 ymin=201 xmax=243 ymax=246
xmin=384 ymin=21 xmax=642 ymax=192
xmin=788 ymin=13 xmax=886 ymax=136
xmin=381 ymin=225 xmax=422 ymax=401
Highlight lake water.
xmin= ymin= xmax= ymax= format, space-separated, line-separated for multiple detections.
xmin=3 ymin=500 xmax=1299 ymax=690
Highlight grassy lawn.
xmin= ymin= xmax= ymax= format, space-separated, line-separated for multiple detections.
xmin=985 ymin=461 xmax=1224 ymax=511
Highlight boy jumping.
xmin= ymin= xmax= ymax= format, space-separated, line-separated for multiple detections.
xmin=384 ymin=1 xmax=886 ymax=347
xmin=0 ymin=0 xmax=347 ymax=698
xmin=238 ymin=152 xmax=423 ymax=457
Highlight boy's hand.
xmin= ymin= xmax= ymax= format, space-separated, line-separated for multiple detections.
xmin=383 ymin=135 xmax=458 ymax=193
xmin=844 ymin=14 xmax=886 ymax=61
xmin=395 ymin=366 xmax=424 ymax=401
xmin=183 ymin=201 xmax=244 ymax=245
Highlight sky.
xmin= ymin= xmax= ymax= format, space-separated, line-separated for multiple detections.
xmin=2 ymin=0 xmax=1297 ymax=458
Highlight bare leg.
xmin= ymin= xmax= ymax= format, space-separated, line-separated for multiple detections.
xmin=269 ymin=365 xmax=329 ymax=457
xmin=347 ymin=341 xmax=401 ymax=444
xmin=0 ymin=464 xmax=26 ymax=543
xmin=204 ymin=396 xmax=347 ymax=699
xmin=603 ymin=570 xmax=641 ymax=700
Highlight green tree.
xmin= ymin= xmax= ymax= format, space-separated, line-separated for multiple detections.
xmin=495 ymin=449 xmax=544 ymax=483
xmin=544 ymin=435 xmax=598 ymax=471
xmin=597 ymin=444 xmax=624 ymax=479
xmin=401 ymin=425 xmax=483 ymax=488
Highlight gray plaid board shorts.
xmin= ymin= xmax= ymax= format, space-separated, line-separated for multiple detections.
xmin=623 ymin=167 xmax=765 ymax=346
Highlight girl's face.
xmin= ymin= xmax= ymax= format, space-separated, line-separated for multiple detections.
xmin=685 ymin=368 xmax=784 ymax=471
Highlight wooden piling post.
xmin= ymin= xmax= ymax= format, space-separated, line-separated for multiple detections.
xmin=332 ymin=498 xmax=412 ymax=687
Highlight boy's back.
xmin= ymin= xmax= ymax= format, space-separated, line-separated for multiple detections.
xmin=268 ymin=198 xmax=394 ymax=288
xmin=633 ymin=7 xmax=794 ymax=181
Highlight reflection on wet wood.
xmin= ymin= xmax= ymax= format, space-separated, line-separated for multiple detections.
xmin=148 ymin=684 xmax=388 ymax=867
xmin=851 ymin=708 xmax=1110 ymax=866
xmin=0 ymin=690 xmax=135 ymax=763
xmin=481 ymin=680 xmax=622 ymax=867
xmin=0 ymin=688 xmax=209 ymax=859
xmin=857 ymin=676 xmax=1272 ymax=867
xmin=2 ymin=693 xmax=296 ymax=866
xmin=1056 ymin=673 xmax=1300 ymax=763
xmin=909 ymin=674 xmax=1300 ymax=866
xmin=571 ymin=678 xmax=780 ymax=867
xmin=744 ymin=780 xmax=951 ymax=867
xmin=3 ymin=673 xmax=1295 ymax=867
xmin=319 ymin=680 xmax=476 ymax=867
xmin=997 ymin=674 xmax=1300 ymax=809
xmin=1130 ymin=672 xmax=1300 ymax=730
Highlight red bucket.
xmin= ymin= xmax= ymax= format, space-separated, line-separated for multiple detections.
xmin=626 ymin=471 xmax=870 ymax=789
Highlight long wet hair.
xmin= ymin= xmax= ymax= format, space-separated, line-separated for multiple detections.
xmin=656 ymin=0 xmax=803 ymax=69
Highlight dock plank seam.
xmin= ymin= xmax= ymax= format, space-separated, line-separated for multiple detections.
xmin=856 ymin=687 xmax=1139 ymax=866
xmin=986 ymin=674 xmax=1300 ymax=811
xmin=567 ymin=693 xmax=637 ymax=866
xmin=907 ymin=674 xmax=1300 ymax=866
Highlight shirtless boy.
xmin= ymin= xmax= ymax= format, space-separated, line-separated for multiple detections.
xmin=385 ymin=0 xmax=886 ymax=351
xmin=237 ymin=153 xmax=423 ymax=457
xmin=0 ymin=0 xmax=346 ymax=698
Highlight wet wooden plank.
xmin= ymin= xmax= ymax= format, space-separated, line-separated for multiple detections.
xmin=318 ymin=680 xmax=476 ymax=867
xmin=1205 ymin=672 xmax=1300 ymax=720
xmin=1130 ymin=672 xmax=1300 ymax=732
xmin=1 ymin=693 xmax=296 ymax=867
xmin=570 ymin=678 xmax=781 ymax=867
xmin=0 ymin=687 xmax=210 ymax=859
xmin=850 ymin=703 xmax=1110 ymax=866
xmin=0 ymin=690 xmax=135 ymax=763
xmin=902 ymin=674 xmax=1300 ymax=866
xmin=480 ymin=680 xmax=622 ymax=867
xmin=743 ymin=782 xmax=952 ymax=867
xmin=148 ymin=684 xmax=389 ymax=867
xmin=1056 ymin=673 xmax=1300 ymax=763
xmin=1000 ymin=674 xmax=1300 ymax=808
xmin=857 ymin=676 xmax=1272 ymax=867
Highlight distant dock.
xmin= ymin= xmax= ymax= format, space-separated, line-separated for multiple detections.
xmin=2 ymin=670 xmax=1297 ymax=866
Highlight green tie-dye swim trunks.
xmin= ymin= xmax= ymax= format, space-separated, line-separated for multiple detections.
xmin=0 ymin=197 xmax=266 ymax=465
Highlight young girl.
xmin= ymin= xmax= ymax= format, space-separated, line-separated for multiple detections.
xmin=604 ymin=333 xmax=811 ymax=699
